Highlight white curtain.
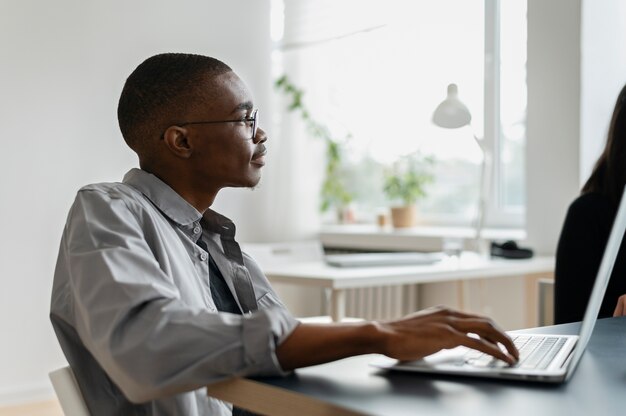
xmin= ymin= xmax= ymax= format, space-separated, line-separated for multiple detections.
xmin=240 ymin=0 xmax=389 ymax=242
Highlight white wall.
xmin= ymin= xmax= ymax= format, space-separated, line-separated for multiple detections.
xmin=0 ymin=0 xmax=273 ymax=405
xmin=580 ymin=0 xmax=626 ymax=183
xmin=525 ymin=0 xmax=582 ymax=255
xmin=525 ymin=0 xmax=626 ymax=255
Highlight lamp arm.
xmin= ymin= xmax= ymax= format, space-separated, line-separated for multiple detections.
xmin=473 ymin=134 xmax=486 ymax=152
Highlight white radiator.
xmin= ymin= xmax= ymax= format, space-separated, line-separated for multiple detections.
xmin=343 ymin=284 xmax=420 ymax=321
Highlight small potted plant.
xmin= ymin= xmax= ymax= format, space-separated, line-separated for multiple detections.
xmin=383 ymin=152 xmax=435 ymax=228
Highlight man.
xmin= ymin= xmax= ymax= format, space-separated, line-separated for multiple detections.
xmin=50 ymin=53 xmax=518 ymax=415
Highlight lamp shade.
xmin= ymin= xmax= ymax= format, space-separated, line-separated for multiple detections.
xmin=432 ymin=84 xmax=471 ymax=129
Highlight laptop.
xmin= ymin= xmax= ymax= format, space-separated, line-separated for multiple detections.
xmin=325 ymin=251 xmax=444 ymax=268
xmin=371 ymin=186 xmax=626 ymax=383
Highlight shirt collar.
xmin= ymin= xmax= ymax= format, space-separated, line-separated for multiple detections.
xmin=123 ymin=168 xmax=202 ymax=227
xmin=202 ymin=208 xmax=237 ymax=238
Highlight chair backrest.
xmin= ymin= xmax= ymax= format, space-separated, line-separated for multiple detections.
xmin=49 ymin=366 xmax=90 ymax=416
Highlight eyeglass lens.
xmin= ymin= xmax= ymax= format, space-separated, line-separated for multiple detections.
xmin=252 ymin=110 xmax=258 ymax=140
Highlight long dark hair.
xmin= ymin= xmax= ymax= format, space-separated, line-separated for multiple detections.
xmin=581 ymin=84 xmax=626 ymax=208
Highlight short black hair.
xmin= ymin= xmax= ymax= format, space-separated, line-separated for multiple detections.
xmin=117 ymin=53 xmax=232 ymax=156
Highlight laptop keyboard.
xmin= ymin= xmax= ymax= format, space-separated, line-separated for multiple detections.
xmin=464 ymin=335 xmax=568 ymax=370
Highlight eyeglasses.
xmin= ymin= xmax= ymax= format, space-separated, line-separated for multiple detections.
xmin=177 ymin=109 xmax=259 ymax=140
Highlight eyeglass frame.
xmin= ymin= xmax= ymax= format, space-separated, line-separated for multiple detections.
xmin=174 ymin=108 xmax=259 ymax=140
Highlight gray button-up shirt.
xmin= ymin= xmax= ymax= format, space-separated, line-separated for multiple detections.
xmin=50 ymin=168 xmax=299 ymax=415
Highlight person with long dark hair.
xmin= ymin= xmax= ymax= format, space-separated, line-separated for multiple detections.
xmin=555 ymin=84 xmax=626 ymax=324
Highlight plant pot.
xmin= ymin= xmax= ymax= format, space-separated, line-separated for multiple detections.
xmin=336 ymin=204 xmax=356 ymax=224
xmin=390 ymin=205 xmax=417 ymax=228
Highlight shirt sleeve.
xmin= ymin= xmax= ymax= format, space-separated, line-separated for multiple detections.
xmin=64 ymin=188 xmax=299 ymax=403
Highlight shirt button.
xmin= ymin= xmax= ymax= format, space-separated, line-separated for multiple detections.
xmin=200 ymin=253 xmax=208 ymax=261
xmin=193 ymin=226 xmax=201 ymax=234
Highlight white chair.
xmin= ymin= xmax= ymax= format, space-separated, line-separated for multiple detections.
xmin=49 ymin=365 xmax=90 ymax=416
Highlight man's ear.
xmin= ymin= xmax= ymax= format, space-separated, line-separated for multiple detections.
xmin=162 ymin=126 xmax=193 ymax=158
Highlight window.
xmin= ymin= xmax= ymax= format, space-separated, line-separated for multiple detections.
xmin=273 ymin=0 xmax=527 ymax=228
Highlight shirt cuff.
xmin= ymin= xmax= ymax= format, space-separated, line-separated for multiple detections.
xmin=241 ymin=307 xmax=300 ymax=377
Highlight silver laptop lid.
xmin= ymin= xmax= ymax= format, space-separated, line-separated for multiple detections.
xmin=565 ymin=185 xmax=626 ymax=379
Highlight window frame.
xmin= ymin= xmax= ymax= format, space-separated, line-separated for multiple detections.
xmin=483 ymin=0 xmax=525 ymax=229
xmin=272 ymin=0 xmax=526 ymax=230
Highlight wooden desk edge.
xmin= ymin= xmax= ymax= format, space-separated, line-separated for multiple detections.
xmin=206 ymin=377 xmax=363 ymax=416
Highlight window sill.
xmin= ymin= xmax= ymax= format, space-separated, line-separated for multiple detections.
xmin=319 ymin=224 xmax=526 ymax=252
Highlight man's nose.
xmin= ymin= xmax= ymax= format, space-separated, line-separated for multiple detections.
xmin=254 ymin=127 xmax=268 ymax=144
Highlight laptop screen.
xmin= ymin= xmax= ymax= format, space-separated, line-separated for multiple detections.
xmin=565 ymin=185 xmax=626 ymax=379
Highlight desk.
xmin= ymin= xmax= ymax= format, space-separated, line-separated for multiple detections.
xmin=263 ymin=252 xmax=554 ymax=322
xmin=206 ymin=317 xmax=626 ymax=416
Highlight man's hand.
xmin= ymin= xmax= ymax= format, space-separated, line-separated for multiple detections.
xmin=613 ymin=294 xmax=626 ymax=317
xmin=375 ymin=306 xmax=519 ymax=365
xmin=277 ymin=306 xmax=518 ymax=371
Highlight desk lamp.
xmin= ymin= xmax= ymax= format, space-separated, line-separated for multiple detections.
xmin=432 ymin=84 xmax=491 ymax=255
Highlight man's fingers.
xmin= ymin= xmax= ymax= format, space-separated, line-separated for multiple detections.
xmin=414 ymin=308 xmax=519 ymax=361
xmin=397 ymin=307 xmax=518 ymax=363
xmin=447 ymin=317 xmax=519 ymax=360
xmin=456 ymin=330 xmax=517 ymax=365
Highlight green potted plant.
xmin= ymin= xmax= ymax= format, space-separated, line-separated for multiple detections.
xmin=383 ymin=152 xmax=435 ymax=228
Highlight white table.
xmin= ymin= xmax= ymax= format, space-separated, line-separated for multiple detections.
xmin=263 ymin=252 xmax=555 ymax=322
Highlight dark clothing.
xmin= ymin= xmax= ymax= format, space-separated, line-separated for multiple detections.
xmin=196 ymin=236 xmax=243 ymax=315
xmin=555 ymin=192 xmax=626 ymax=323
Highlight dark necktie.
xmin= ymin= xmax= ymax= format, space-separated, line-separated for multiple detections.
xmin=195 ymin=238 xmax=242 ymax=315
xmin=219 ymin=235 xmax=258 ymax=314
xmin=198 ymin=215 xmax=258 ymax=313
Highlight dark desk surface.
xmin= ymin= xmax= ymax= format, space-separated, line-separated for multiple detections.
xmin=207 ymin=317 xmax=626 ymax=416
